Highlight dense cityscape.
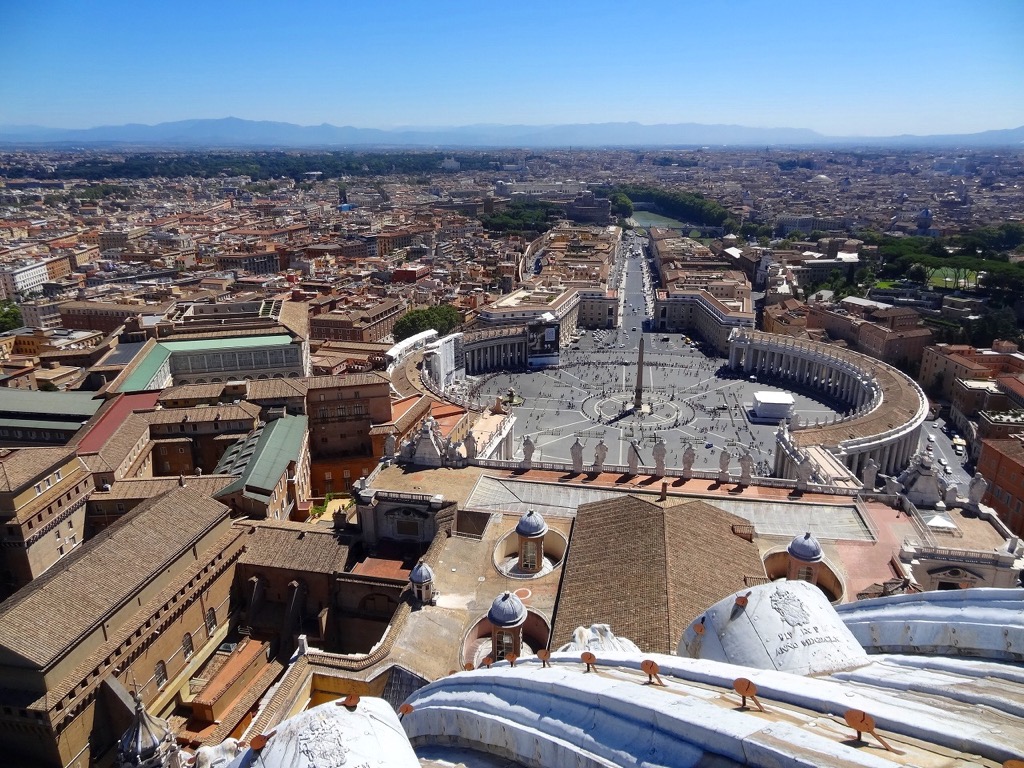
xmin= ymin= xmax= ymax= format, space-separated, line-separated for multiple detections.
xmin=0 ymin=139 xmax=1021 ymax=767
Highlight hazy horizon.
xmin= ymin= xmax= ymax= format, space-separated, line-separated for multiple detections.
xmin=2 ymin=0 xmax=1022 ymax=136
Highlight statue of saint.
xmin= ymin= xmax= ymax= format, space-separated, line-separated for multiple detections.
xmin=464 ymin=431 xmax=477 ymax=459
xmin=861 ymin=457 xmax=878 ymax=490
xmin=968 ymin=472 xmax=989 ymax=506
xmin=682 ymin=443 xmax=696 ymax=473
xmin=570 ymin=438 xmax=584 ymax=473
xmin=593 ymin=440 xmax=608 ymax=471
xmin=384 ymin=433 xmax=397 ymax=459
xmin=719 ymin=448 xmax=731 ymax=473
xmin=794 ymin=457 xmax=813 ymax=490
xmin=627 ymin=440 xmax=640 ymax=474
xmin=739 ymin=452 xmax=754 ymax=484
xmin=522 ymin=435 xmax=535 ymax=465
xmin=652 ymin=438 xmax=667 ymax=476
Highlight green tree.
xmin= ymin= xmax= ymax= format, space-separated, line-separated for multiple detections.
xmin=609 ymin=192 xmax=633 ymax=218
xmin=906 ymin=263 xmax=929 ymax=284
xmin=392 ymin=305 xmax=462 ymax=342
xmin=0 ymin=301 xmax=21 ymax=332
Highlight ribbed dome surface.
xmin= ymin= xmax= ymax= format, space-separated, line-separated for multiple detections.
xmin=787 ymin=531 xmax=823 ymax=563
xmin=515 ymin=509 xmax=548 ymax=538
xmin=409 ymin=560 xmax=434 ymax=585
xmin=487 ymin=591 xmax=527 ymax=628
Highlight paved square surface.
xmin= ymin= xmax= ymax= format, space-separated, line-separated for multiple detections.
xmin=468 ymin=243 xmax=843 ymax=475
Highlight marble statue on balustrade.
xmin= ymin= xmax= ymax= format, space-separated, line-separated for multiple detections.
xmin=944 ymin=480 xmax=959 ymax=507
xmin=860 ymin=457 xmax=878 ymax=491
xmin=967 ymin=473 xmax=989 ymax=510
xmin=492 ymin=395 xmax=507 ymax=415
xmin=898 ymin=453 xmax=943 ymax=508
xmin=652 ymin=438 xmax=667 ymax=476
xmin=521 ymin=435 xmax=535 ymax=468
xmin=717 ymin=448 xmax=731 ymax=483
xmin=446 ymin=439 xmax=460 ymax=464
xmin=682 ymin=443 xmax=696 ymax=478
xmin=570 ymin=438 xmax=584 ymax=473
xmin=384 ymin=433 xmax=397 ymax=460
xmin=593 ymin=440 xmax=608 ymax=472
xmin=627 ymin=440 xmax=640 ymax=475
xmin=794 ymin=456 xmax=813 ymax=492
xmin=463 ymin=431 xmax=477 ymax=460
xmin=738 ymin=452 xmax=753 ymax=485
xmin=883 ymin=474 xmax=903 ymax=496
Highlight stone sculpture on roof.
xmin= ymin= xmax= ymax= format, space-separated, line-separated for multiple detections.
xmin=652 ymin=437 xmax=667 ymax=476
xmin=627 ymin=439 xmax=640 ymax=474
xmin=570 ymin=438 xmax=584 ymax=473
xmin=861 ymin=456 xmax=878 ymax=490
xmin=717 ymin=448 xmax=731 ymax=483
xmin=593 ymin=439 xmax=607 ymax=472
xmin=967 ymin=472 xmax=989 ymax=507
xmin=738 ymin=451 xmax=753 ymax=485
xmin=521 ymin=435 xmax=535 ymax=468
xmin=384 ymin=433 xmax=396 ymax=460
xmin=682 ymin=443 xmax=696 ymax=476
xmin=463 ymin=431 xmax=477 ymax=459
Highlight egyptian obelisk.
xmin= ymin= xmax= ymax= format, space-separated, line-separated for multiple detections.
xmin=633 ymin=336 xmax=645 ymax=410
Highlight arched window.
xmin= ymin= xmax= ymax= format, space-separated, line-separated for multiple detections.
xmin=154 ymin=660 xmax=168 ymax=689
xmin=182 ymin=632 xmax=194 ymax=660
xmin=205 ymin=608 xmax=217 ymax=635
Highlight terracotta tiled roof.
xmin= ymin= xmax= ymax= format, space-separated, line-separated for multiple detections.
xmin=305 ymin=372 xmax=390 ymax=390
xmin=0 ymin=487 xmax=230 ymax=669
xmin=157 ymin=382 xmax=227 ymax=402
xmin=0 ymin=446 xmax=76 ymax=492
xmin=246 ymin=377 xmax=309 ymax=400
xmin=552 ymin=495 xmax=764 ymax=654
xmin=239 ymin=520 xmax=348 ymax=574
xmin=140 ymin=401 xmax=261 ymax=425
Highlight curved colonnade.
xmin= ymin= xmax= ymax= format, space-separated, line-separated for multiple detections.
xmin=728 ymin=329 xmax=928 ymax=477
xmin=460 ymin=326 xmax=529 ymax=375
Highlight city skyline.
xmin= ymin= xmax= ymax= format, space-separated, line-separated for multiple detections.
xmin=2 ymin=0 xmax=1023 ymax=137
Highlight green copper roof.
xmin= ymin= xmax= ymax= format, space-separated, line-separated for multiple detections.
xmin=118 ymin=334 xmax=294 ymax=392
xmin=215 ymin=415 xmax=307 ymax=503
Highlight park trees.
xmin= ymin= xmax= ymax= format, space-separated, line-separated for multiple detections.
xmin=392 ymin=305 xmax=462 ymax=342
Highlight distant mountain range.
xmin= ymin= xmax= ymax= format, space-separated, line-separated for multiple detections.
xmin=1 ymin=117 xmax=1022 ymax=149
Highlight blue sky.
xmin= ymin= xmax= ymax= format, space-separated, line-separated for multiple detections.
xmin=2 ymin=0 xmax=1022 ymax=136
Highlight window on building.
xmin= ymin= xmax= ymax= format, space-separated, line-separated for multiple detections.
xmin=796 ymin=565 xmax=813 ymax=581
xmin=34 ymin=484 xmax=42 ymax=496
xmin=182 ymin=633 xmax=194 ymax=660
xmin=496 ymin=631 xmax=515 ymax=659
xmin=522 ymin=541 xmax=537 ymax=570
xmin=205 ymin=608 xmax=217 ymax=635
xmin=154 ymin=661 xmax=168 ymax=688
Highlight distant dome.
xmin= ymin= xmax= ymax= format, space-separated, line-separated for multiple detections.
xmin=409 ymin=560 xmax=434 ymax=585
xmin=515 ymin=509 xmax=548 ymax=538
xmin=487 ymin=591 xmax=527 ymax=628
xmin=787 ymin=532 xmax=823 ymax=563
xmin=811 ymin=174 xmax=833 ymax=184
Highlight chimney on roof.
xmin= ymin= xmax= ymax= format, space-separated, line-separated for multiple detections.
xmin=660 ymin=481 xmax=668 ymax=501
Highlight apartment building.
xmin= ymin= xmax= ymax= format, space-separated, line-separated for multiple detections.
xmin=0 ymin=447 xmax=92 ymax=598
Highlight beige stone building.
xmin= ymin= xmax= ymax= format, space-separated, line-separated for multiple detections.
xmin=0 ymin=447 xmax=92 ymax=598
